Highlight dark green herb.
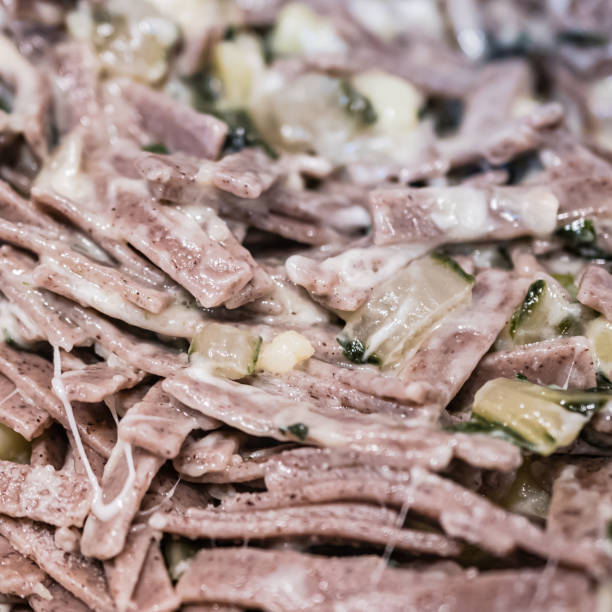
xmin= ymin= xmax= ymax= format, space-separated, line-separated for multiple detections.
xmin=503 ymin=150 xmax=544 ymax=185
xmin=484 ymin=31 xmax=535 ymax=61
xmin=595 ymin=371 xmax=612 ymax=391
xmin=431 ymin=251 xmax=475 ymax=283
xmin=248 ymin=24 xmax=275 ymax=64
xmin=510 ymin=279 xmax=546 ymax=338
xmin=446 ymin=160 xmax=491 ymax=183
xmin=556 ymin=316 xmax=580 ymax=337
xmin=560 ymin=398 xmax=605 ymax=417
xmin=218 ymin=109 xmax=277 ymax=157
xmin=496 ymin=246 xmax=513 ymax=270
xmin=223 ymin=25 xmax=237 ymax=40
xmin=555 ymin=218 xmax=612 ymax=260
xmin=608 ymin=520 xmax=612 ymax=540
xmin=447 ymin=414 xmax=537 ymax=452
xmin=2 ymin=329 xmax=17 ymax=349
xmin=280 ymin=422 xmax=309 ymax=441
xmin=187 ymin=70 xmax=222 ymax=109
xmin=418 ymin=97 xmax=463 ymax=136
xmin=187 ymin=69 xmax=276 ymax=156
xmin=581 ymin=425 xmax=612 ymax=449
xmin=515 ymin=373 xmax=528 ymax=381
xmin=556 ymin=218 xmax=597 ymax=246
xmin=249 ymin=337 xmax=263 ymax=375
xmin=337 ymin=336 xmax=381 ymax=365
xmin=557 ymin=388 xmax=608 ymax=417
xmin=142 ymin=143 xmax=170 ymax=154
xmin=557 ymin=30 xmax=608 ymax=47
xmin=549 ymin=382 xmax=611 ymax=416
xmin=0 ymin=80 xmax=13 ymax=114
xmin=47 ymin=119 xmax=60 ymax=151
xmin=339 ymin=80 xmax=377 ymax=126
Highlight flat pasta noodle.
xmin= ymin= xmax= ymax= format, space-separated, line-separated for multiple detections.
xmin=0 ymin=2 xmax=609 ymax=611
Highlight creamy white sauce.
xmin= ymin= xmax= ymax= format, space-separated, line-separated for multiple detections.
xmin=286 ymin=243 xmax=429 ymax=298
xmin=37 ymin=131 xmax=96 ymax=205
xmin=327 ymin=205 xmax=371 ymax=232
xmin=430 ymin=187 xmax=488 ymax=234
xmin=39 ymin=256 xmax=206 ymax=338
xmin=0 ymin=299 xmax=41 ymax=346
xmin=186 ymin=365 xmax=348 ymax=446
xmin=265 ymin=274 xmax=332 ymax=325
xmin=52 ymin=346 xmax=136 ymax=521
xmin=424 ymin=185 xmax=558 ymax=240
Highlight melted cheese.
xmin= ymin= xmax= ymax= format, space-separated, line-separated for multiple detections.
xmin=317 ymin=243 xmax=429 ymax=290
xmin=39 ymin=256 xmax=206 ymax=338
xmin=37 ymin=131 xmax=96 ymax=205
xmin=0 ymin=299 xmax=41 ymax=346
xmin=426 ymin=186 xmax=559 ymax=240
xmin=51 ymin=346 xmax=136 ymax=521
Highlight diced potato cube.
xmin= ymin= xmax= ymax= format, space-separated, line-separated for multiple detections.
xmin=257 ymin=331 xmax=314 ymax=373
xmin=351 ymin=70 xmax=423 ymax=133
xmin=272 ymin=2 xmax=347 ymax=57
xmin=213 ymin=33 xmax=265 ymax=108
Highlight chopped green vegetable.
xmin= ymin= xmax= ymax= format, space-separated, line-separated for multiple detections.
xmin=141 ymin=143 xmax=169 ymax=154
xmin=337 ymin=337 xmax=380 ymax=365
xmin=280 ymin=422 xmax=309 ymax=441
xmin=504 ymin=278 xmax=586 ymax=346
xmin=551 ymin=273 xmax=577 ymax=299
xmin=0 ymin=424 xmax=30 ymax=463
xmin=555 ymin=218 xmax=612 ymax=260
xmin=431 ymin=251 xmax=475 ymax=283
xmin=556 ymin=316 xmax=581 ymax=336
xmin=223 ymin=25 xmax=237 ymax=41
xmin=499 ymin=459 xmax=550 ymax=519
xmin=556 ymin=218 xmax=596 ymax=245
xmin=337 ymin=254 xmax=474 ymax=369
xmin=515 ymin=372 xmax=528 ymax=381
xmin=189 ymin=70 xmax=276 ymax=156
xmin=339 ymin=80 xmax=377 ymax=126
xmin=418 ymin=97 xmax=463 ymax=136
xmin=0 ymin=80 xmax=12 ymax=114
xmin=448 ymin=414 xmax=535 ymax=450
xmin=48 ymin=120 xmax=60 ymax=151
xmin=189 ymin=323 xmax=262 ymax=380
xmin=581 ymin=425 xmax=612 ymax=449
xmin=503 ymin=150 xmax=544 ymax=185
xmin=187 ymin=70 xmax=222 ymax=109
xmin=510 ymin=280 xmax=545 ymax=338
xmin=595 ymin=371 xmax=612 ymax=391
xmin=217 ymin=109 xmax=277 ymax=157
xmin=557 ymin=30 xmax=608 ymax=47
xmin=469 ymin=377 xmax=610 ymax=455
xmin=163 ymin=537 xmax=200 ymax=581
xmin=249 ymin=25 xmax=275 ymax=64
xmin=484 ymin=31 xmax=535 ymax=61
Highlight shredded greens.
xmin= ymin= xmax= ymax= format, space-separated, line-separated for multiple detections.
xmin=279 ymin=422 xmax=309 ymax=441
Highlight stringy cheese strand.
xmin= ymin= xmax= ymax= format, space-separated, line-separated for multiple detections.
xmin=51 ymin=345 xmax=137 ymax=521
